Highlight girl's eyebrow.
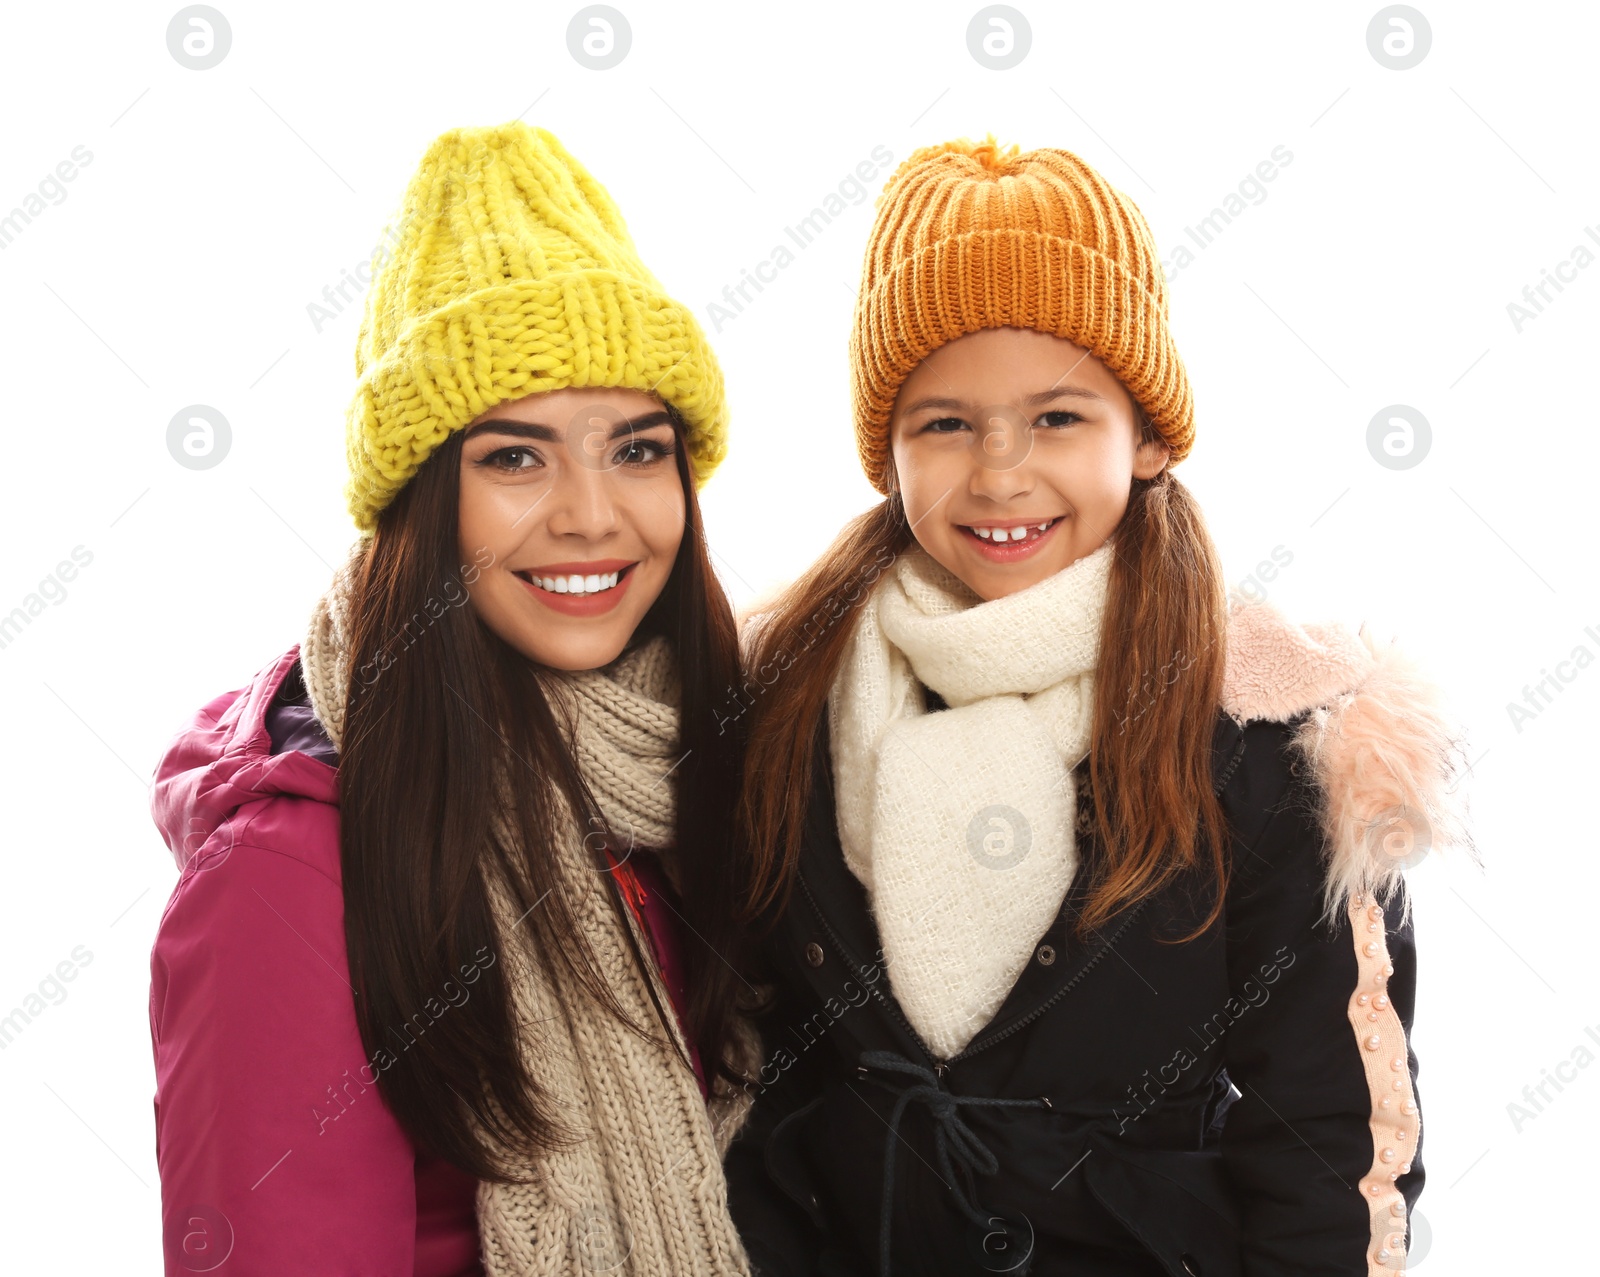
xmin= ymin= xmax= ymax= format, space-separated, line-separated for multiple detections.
xmin=462 ymin=410 xmax=674 ymax=442
xmin=901 ymin=386 xmax=1106 ymax=414
xmin=1023 ymin=385 xmax=1106 ymax=406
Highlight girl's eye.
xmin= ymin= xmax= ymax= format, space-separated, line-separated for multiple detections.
xmin=615 ymin=437 xmax=674 ymax=467
xmin=921 ymin=411 xmax=1082 ymax=435
xmin=481 ymin=446 xmax=543 ymax=472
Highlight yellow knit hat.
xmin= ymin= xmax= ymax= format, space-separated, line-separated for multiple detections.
xmin=849 ymin=134 xmax=1194 ymax=493
xmin=344 ymin=121 xmax=728 ymax=533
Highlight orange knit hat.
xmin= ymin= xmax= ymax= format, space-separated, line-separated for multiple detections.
xmin=849 ymin=134 xmax=1194 ymax=493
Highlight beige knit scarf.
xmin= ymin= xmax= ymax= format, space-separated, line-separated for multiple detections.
xmin=828 ymin=538 xmax=1115 ymax=1060
xmin=301 ymin=544 xmax=755 ymax=1276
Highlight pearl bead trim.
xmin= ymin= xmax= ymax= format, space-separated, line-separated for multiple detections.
xmin=1347 ymin=892 xmax=1419 ymax=1275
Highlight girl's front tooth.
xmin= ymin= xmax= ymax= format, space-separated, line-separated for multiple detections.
xmin=565 ymin=574 xmax=584 ymax=592
xmin=584 ymin=573 xmax=601 ymax=592
xmin=553 ymin=577 xmax=569 ymax=593
xmin=975 ymin=527 xmax=992 ymax=540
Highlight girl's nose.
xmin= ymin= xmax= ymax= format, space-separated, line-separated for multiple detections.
xmin=967 ymin=433 xmax=1036 ymax=503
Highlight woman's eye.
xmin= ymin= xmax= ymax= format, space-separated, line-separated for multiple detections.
xmin=483 ymin=446 xmax=542 ymax=471
xmin=924 ymin=417 xmax=969 ymax=434
xmin=615 ymin=438 xmax=673 ymax=467
xmin=1038 ymin=410 xmax=1083 ymax=428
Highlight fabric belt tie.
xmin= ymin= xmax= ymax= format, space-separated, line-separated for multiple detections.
xmin=859 ymin=1049 xmax=1053 ymax=1277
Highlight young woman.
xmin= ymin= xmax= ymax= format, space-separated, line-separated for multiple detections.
xmin=724 ymin=137 xmax=1474 ymax=1277
xmin=148 ymin=122 xmax=759 ymax=1276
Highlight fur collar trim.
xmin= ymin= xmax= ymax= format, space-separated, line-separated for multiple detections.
xmin=1222 ymin=595 xmax=1479 ymax=931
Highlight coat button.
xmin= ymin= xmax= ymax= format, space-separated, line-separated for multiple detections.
xmin=1180 ymin=1254 xmax=1202 ymax=1276
xmin=1036 ymin=944 xmax=1057 ymax=966
xmin=804 ymin=941 xmax=825 ymax=967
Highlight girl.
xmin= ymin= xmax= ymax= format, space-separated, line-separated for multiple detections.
xmin=148 ymin=122 xmax=758 ymax=1276
xmin=725 ymin=137 xmax=1474 ymax=1277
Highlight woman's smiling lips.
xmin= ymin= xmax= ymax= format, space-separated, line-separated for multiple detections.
xmin=513 ymin=558 xmax=638 ymax=616
xmin=958 ymin=516 xmax=1064 ymax=562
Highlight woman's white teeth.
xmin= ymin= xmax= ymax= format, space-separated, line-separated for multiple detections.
xmin=973 ymin=521 xmax=1053 ymax=543
xmin=531 ymin=570 xmax=621 ymax=594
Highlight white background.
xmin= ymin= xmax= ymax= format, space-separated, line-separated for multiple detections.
xmin=0 ymin=0 xmax=1593 ymax=1270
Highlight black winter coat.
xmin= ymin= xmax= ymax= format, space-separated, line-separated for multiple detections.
xmin=725 ymin=699 xmax=1428 ymax=1277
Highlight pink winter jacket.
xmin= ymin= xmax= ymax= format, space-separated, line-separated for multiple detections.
xmin=148 ymin=646 xmax=481 ymax=1276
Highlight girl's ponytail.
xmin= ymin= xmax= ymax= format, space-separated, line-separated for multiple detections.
xmin=739 ymin=498 xmax=913 ymax=920
xmin=1083 ymin=409 xmax=1232 ymax=943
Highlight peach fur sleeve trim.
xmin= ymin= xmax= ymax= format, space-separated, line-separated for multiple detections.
xmin=1221 ymin=594 xmax=1479 ymax=1276
xmin=1220 ymin=594 xmax=1480 ymax=930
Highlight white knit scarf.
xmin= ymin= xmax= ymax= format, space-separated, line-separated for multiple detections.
xmin=301 ymin=543 xmax=755 ymax=1276
xmin=828 ymin=537 xmax=1115 ymax=1059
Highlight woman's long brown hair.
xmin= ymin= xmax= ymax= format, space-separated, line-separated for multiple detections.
xmin=338 ymin=406 xmax=750 ymax=1182
xmin=738 ymin=407 xmax=1233 ymax=946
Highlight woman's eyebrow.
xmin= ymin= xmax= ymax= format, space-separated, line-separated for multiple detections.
xmin=463 ymin=421 xmax=561 ymax=442
xmin=462 ymin=410 xmax=674 ymax=442
xmin=599 ymin=409 xmax=675 ymax=435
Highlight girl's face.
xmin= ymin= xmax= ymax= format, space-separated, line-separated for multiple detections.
xmin=457 ymin=387 xmax=686 ymax=671
xmin=887 ymin=327 xmax=1170 ymax=602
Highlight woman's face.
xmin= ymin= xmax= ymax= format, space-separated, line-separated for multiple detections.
xmin=887 ymin=327 xmax=1170 ymax=602
xmin=457 ymin=387 xmax=686 ymax=671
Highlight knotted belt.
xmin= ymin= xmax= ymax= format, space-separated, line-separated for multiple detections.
xmin=859 ymin=1049 xmax=1055 ymax=1277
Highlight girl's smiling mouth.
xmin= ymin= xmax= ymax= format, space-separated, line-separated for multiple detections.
xmin=958 ymin=515 xmax=1064 ymax=560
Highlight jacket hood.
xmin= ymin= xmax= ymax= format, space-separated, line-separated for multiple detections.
xmin=150 ymin=645 xmax=337 ymax=872
xmin=1221 ymin=594 xmax=1479 ymax=930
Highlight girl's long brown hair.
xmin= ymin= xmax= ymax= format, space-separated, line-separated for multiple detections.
xmin=338 ymin=406 xmax=750 ymax=1182
xmin=738 ymin=407 xmax=1232 ymax=946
